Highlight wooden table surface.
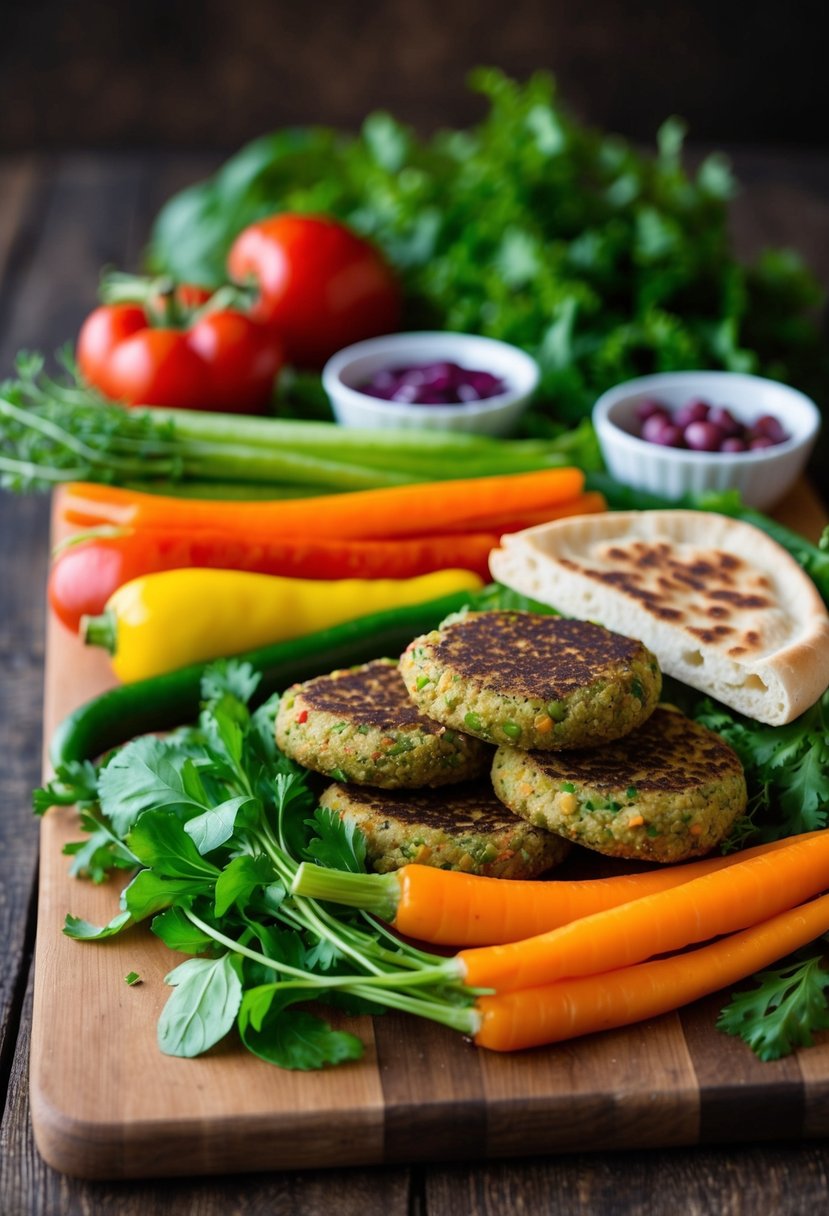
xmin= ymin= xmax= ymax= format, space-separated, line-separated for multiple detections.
xmin=2 ymin=148 xmax=829 ymax=1214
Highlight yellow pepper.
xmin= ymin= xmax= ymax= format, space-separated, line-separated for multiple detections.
xmin=82 ymin=567 xmax=483 ymax=683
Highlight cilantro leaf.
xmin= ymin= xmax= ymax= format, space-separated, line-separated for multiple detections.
xmin=718 ymin=952 xmax=829 ymax=1060
xmin=214 ymin=854 xmax=274 ymax=918
xmin=126 ymin=812 xmax=222 ymax=880
xmin=158 ymin=955 xmax=243 ymax=1057
xmin=151 ymin=906 xmax=217 ymax=954
xmin=33 ymin=760 xmax=98 ymax=815
xmin=304 ymin=806 xmax=367 ymax=874
xmin=62 ymin=808 xmax=140 ymax=883
xmin=183 ymin=795 xmax=257 ymax=855
xmin=98 ymin=736 xmax=208 ymax=836
xmin=238 ymin=985 xmax=363 ymax=1070
xmin=200 ymin=659 xmax=261 ymax=706
xmin=121 ymin=871 xmax=214 ymax=922
xmin=63 ymin=909 xmax=133 ymax=940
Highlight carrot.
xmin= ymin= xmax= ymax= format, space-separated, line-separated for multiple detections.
xmin=436 ymin=490 xmax=607 ymax=535
xmin=457 ymin=832 xmax=829 ymax=991
xmin=474 ymin=892 xmax=829 ymax=1052
xmin=59 ymin=467 xmax=586 ymax=539
xmin=291 ymin=833 xmax=822 ymax=947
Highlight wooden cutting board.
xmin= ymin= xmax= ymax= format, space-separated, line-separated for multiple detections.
xmin=30 ymin=483 xmax=829 ymax=1179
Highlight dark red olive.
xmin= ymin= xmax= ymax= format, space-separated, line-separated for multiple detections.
xmin=635 ymin=398 xmax=669 ymax=423
xmin=752 ymin=414 xmax=789 ymax=443
xmin=675 ymin=398 xmax=710 ymax=428
xmin=651 ymin=422 xmax=685 ymax=447
xmin=707 ymin=406 xmax=742 ymax=437
xmin=684 ymin=420 xmax=725 ymax=452
xmin=641 ymin=415 xmax=673 ymax=443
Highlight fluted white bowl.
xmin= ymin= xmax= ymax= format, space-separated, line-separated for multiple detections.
xmin=322 ymin=331 xmax=540 ymax=437
xmin=593 ymin=370 xmax=820 ymax=510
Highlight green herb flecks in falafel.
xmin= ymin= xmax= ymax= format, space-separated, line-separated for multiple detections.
xmin=400 ymin=611 xmax=661 ymax=750
xmin=276 ymin=658 xmax=490 ymax=788
xmin=320 ymin=779 xmax=570 ymax=878
xmin=492 ymin=704 xmax=747 ymax=863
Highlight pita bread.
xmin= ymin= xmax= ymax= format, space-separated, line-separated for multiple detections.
xmin=489 ymin=510 xmax=829 ymax=725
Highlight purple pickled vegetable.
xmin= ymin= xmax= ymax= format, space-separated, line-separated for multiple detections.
xmin=632 ymin=394 xmax=791 ymax=454
xmin=752 ymin=414 xmax=790 ymax=443
xmin=675 ymin=398 xmax=710 ymax=428
xmin=635 ymin=398 xmax=669 ymax=423
xmin=684 ymin=420 xmax=725 ymax=452
xmin=707 ymin=405 xmax=742 ymax=437
xmin=360 ymin=360 xmax=507 ymax=406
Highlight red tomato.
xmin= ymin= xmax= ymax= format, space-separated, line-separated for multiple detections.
xmin=77 ymin=304 xmax=146 ymax=398
xmin=227 ymin=214 xmax=401 ymax=368
xmin=76 ymin=297 xmax=284 ymax=413
xmin=146 ymin=282 xmax=214 ymax=320
xmin=188 ymin=311 xmax=284 ymax=412
xmin=106 ymin=328 xmax=210 ymax=409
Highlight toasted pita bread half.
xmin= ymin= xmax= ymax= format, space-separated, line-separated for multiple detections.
xmin=489 ymin=510 xmax=829 ymax=726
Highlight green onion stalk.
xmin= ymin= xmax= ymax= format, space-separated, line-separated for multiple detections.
xmin=1 ymin=352 xmax=599 ymax=497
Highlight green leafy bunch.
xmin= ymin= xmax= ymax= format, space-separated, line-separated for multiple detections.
xmin=148 ymin=68 xmax=826 ymax=432
xmin=35 ymin=661 xmax=476 ymax=1070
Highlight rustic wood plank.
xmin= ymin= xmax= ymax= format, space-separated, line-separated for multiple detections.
xmin=373 ymin=1012 xmax=487 ymax=1162
xmin=0 ymin=156 xmax=39 ymax=284
xmin=4 ymin=973 xmax=411 ymax=1216
xmin=679 ymin=993 xmax=806 ymax=1143
xmin=423 ymin=1141 xmax=829 ymax=1215
xmin=0 ymin=153 xmax=56 ymax=1121
xmin=479 ymin=1013 xmax=699 ymax=1156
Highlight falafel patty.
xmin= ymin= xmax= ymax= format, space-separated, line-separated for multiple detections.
xmin=400 ymin=610 xmax=661 ymax=750
xmin=276 ymin=658 xmax=490 ymax=788
xmin=319 ymin=779 xmax=570 ymax=878
xmin=491 ymin=703 xmax=746 ymax=863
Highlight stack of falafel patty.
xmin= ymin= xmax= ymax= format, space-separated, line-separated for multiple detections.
xmin=276 ymin=611 xmax=747 ymax=875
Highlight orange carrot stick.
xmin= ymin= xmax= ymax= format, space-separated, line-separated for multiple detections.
xmin=290 ymin=834 xmax=822 ymax=947
xmin=457 ymin=832 xmax=829 ymax=991
xmin=59 ymin=467 xmax=586 ymax=539
xmin=436 ymin=490 xmax=607 ymax=536
xmin=474 ymin=892 xmax=829 ymax=1052
xmin=389 ymin=833 xmax=823 ymax=945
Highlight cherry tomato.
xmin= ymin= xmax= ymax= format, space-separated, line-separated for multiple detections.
xmin=77 ymin=304 xmax=146 ymax=398
xmin=107 ymin=328 xmax=210 ymax=409
xmin=145 ymin=282 xmax=214 ymax=322
xmin=188 ymin=311 xmax=284 ymax=411
xmin=76 ymin=297 xmax=284 ymax=413
xmin=227 ymin=214 xmax=401 ymax=367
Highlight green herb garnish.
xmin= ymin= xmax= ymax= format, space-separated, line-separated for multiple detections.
xmin=718 ymin=950 xmax=829 ymax=1060
xmin=35 ymin=661 xmax=477 ymax=1071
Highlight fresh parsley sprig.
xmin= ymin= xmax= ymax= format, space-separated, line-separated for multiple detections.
xmin=35 ymin=661 xmax=478 ymax=1070
xmin=718 ymin=948 xmax=829 ymax=1060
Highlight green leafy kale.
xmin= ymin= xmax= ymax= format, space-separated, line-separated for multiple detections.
xmin=148 ymin=69 xmax=826 ymax=431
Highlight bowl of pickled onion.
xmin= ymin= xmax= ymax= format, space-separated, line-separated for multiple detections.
xmin=322 ymin=331 xmax=540 ymax=436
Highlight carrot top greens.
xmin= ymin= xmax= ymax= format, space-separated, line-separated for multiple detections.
xmin=35 ymin=660 xmax=479 ymax=1070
